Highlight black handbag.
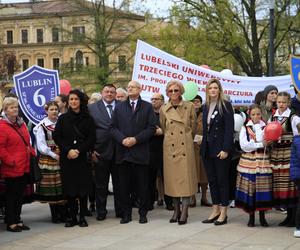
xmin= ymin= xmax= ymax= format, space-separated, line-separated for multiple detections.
xmin=9 ymin=124 xmax=42 ymax=183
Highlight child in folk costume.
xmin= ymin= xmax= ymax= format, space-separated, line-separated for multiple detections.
xmin=34 ymin=101 xmax=66 ymax=223
xmin=236 ymin=104 xmax=272 ymax=227
xmin=269 ymin=92 xmax=299 ymax=227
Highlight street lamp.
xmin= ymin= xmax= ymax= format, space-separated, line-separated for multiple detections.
xmin=268 ymin=0 xmax=275 ymax=76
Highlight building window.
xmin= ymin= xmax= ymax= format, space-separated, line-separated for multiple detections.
xmin=37 ymin=29 xmax=43 ymax=43
xmin=7 ymin=30 xmax=13 ymax=44
xmin=53 ymin=58 xmax=60 ymax=70
xmin=72 ymin=26 xmax=85 ymax=42
xmin=75 ymin=50 xmax=83 ymax=70
xmin=52 ymin=28 xmax=59 ymax=42
xmin=37 ymin=58 xmax=44 ymax=68
xmin=118 ymin=55 xmax=126 ymax=71
xmin=22 ymin=59 xmax=29 ymax=71
xmin=21 ymin=29 xmax=28 ymax=44
xmin=85 ymin=57 xmax=89 ymax=66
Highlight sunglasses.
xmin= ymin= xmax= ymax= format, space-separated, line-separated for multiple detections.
xmin=151 ymin=98 xmax=162 ymax=101
xmin=168 ymin=89 xmax=180 ymax=94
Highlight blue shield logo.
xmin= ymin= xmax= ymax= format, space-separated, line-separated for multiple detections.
xmin=13 ymin=65 xmax=60 ymax=125
xmin=290 ymin=55 xmax=300 ymax=92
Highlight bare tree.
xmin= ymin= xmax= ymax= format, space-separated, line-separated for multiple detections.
xmin=67 ymin=0 xmax=147 ymax=85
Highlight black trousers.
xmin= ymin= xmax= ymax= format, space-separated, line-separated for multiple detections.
xmin=5 ymin=174 xmax=27 ymax=226
xmin=94 ymin=159 xmax=121 ymax=217
xmin=67 ymin=196 xmax=87 ymax=218
xmin=118 ymin=161 xmax=149 ymax=217
xmin=203 ymin=156 xmax=231 ymax=206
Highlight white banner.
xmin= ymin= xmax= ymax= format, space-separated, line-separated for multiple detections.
xmin=132 ymin=40 xmax=293 ymax=105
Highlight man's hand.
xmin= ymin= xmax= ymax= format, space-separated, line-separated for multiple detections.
xmin=217 ymin=151 xmax=228 ymax=160
xmin=155 ymin=126 xmax=163 ymax=136
xmin=122 ymin=137 xmax=137 ymax=147
xmin=91 ymin=151 xmax=100 ymax=162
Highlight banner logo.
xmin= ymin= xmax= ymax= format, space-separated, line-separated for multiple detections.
xmin=290 ymin=55 xmax=300 ymax=92
xmin=13 ymin=65 xmax=59 ymax=125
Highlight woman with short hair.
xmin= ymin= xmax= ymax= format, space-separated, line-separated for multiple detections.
xmin=160 ymin=80 xmax=198 ymax=225
xmin=0 ymin=97 xmax=35 ymax=232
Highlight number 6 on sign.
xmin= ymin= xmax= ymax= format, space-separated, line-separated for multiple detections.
xmin=33 ymin=88 xmax=46 ymax=107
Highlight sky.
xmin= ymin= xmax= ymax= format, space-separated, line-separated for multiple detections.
xmin=0 ymin=0 xmax=173 ymax=17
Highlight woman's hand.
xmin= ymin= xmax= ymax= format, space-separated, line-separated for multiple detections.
xmin=67 ymin=149 xmax=79 ymax=159
xmin=217 ymin=151 xmax=228 ymax=160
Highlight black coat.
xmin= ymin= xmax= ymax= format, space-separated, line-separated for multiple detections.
xmin=110 ymin=97 xmax=156 ymax=165
xmin=201 ymin=100 xmax=234 ymax=158
xmin=88 ymin=100 xmax=119 ymax=161
xmin=53 ymin=110 xmax=96 ymax=196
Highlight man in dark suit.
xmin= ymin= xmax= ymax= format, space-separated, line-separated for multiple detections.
xmin=110 ymin=80 xmax=156 ymax=224
xmin=88 ymin=84 xmax=121 ymax=221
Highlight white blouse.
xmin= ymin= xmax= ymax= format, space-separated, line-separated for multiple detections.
xmin=34 ymin=117 xmax=58 ymax=160
xmin=239 ymin=120 xmax=265 ymax=153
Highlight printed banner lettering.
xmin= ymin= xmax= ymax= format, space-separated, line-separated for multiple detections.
xmin=132 ymin=40 xmax=293 ymax=104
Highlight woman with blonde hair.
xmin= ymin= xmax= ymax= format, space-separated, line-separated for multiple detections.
xmin=160 ymin=80 xmax=198 ymax=225
xmin=201 ymin=78 xmax=234 ymax=226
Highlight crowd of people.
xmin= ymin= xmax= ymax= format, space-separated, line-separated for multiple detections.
xmin=0 ymin=78 xmax=300 ymax=238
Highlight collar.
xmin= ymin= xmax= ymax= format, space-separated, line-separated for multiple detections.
xmin=164 ymin=100 xmax=184 ymax=111
xmin=129 ymin=99 xmax=138 ymax=104
xmin=274 ymin=108 xmax=291 ymax=117
xmin=246 ymin=120 xmax=265 ymax=127
xmin=102 ymin=100 xmax=115 ymax=108
xmin=43 ymin=117 xmax=56 ymax=127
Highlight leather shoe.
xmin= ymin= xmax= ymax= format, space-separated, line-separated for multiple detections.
xmin=120 ymin=215 xmax=132 ymax=224
xmin=7 ymin=225 xmax=22 ymax=232
xmin=139 ymin=216 xmax=148 ymax=224
xmin=78 ymin=217 xmax=88 ymax=227
xmin=18 ymin=224 xmax=30 ymax=230
xmin=202 ymin=214 xmax=220 ymax=224
xmin=65 ymin=218 xmax=78 ymax=227
xmin=96 ymin=214 xmax=106 ymax=221
xmin=214 ymin=216 xmax=227 ymax=226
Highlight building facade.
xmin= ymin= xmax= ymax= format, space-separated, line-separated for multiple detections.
xmin=0 ymin=0 xmax=145 ymax=94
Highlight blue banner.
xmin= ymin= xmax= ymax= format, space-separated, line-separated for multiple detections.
xmin=13 ymin=65 xmax=60 ymax=125
xmin=290 ymin=55 xmax=300 ymax=92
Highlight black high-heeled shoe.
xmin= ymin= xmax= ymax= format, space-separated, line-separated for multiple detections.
xmin=169 ymin=212 xmax=181 ymax=223
xmin=214 ymin=216 xmax=227 ymax=226
xmin=202 ymin=213 xmax=220 ymax=223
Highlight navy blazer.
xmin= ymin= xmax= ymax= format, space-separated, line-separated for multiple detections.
xmin=201 ymin=100 xmax=234 ymax=158
xmin=110 ymin=96 xmax=156 ymax=165
xmin=88 ymin=100 xmax=119 ymax=161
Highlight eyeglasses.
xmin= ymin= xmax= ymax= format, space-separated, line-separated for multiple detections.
xmin=168 ymin=89 xmax=180 ymax=94
xmin=151 ymin=98 xmax=163 ymax=101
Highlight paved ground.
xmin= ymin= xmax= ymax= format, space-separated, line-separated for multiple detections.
xmin=0 ymin=194 xmax=299 ymax=250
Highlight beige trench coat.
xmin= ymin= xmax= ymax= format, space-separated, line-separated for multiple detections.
xmin=160 ymin=100 xmax=198 ymax=197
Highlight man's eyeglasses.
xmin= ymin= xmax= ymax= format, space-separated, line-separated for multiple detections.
xmin=168 ymin=89 xmax=180 ymax=94
xmin=151 ymin=98 xmax=163 ymax=101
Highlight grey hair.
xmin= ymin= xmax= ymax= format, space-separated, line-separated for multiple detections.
xmin=2 ymin=97 xmax=18 ymax=112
